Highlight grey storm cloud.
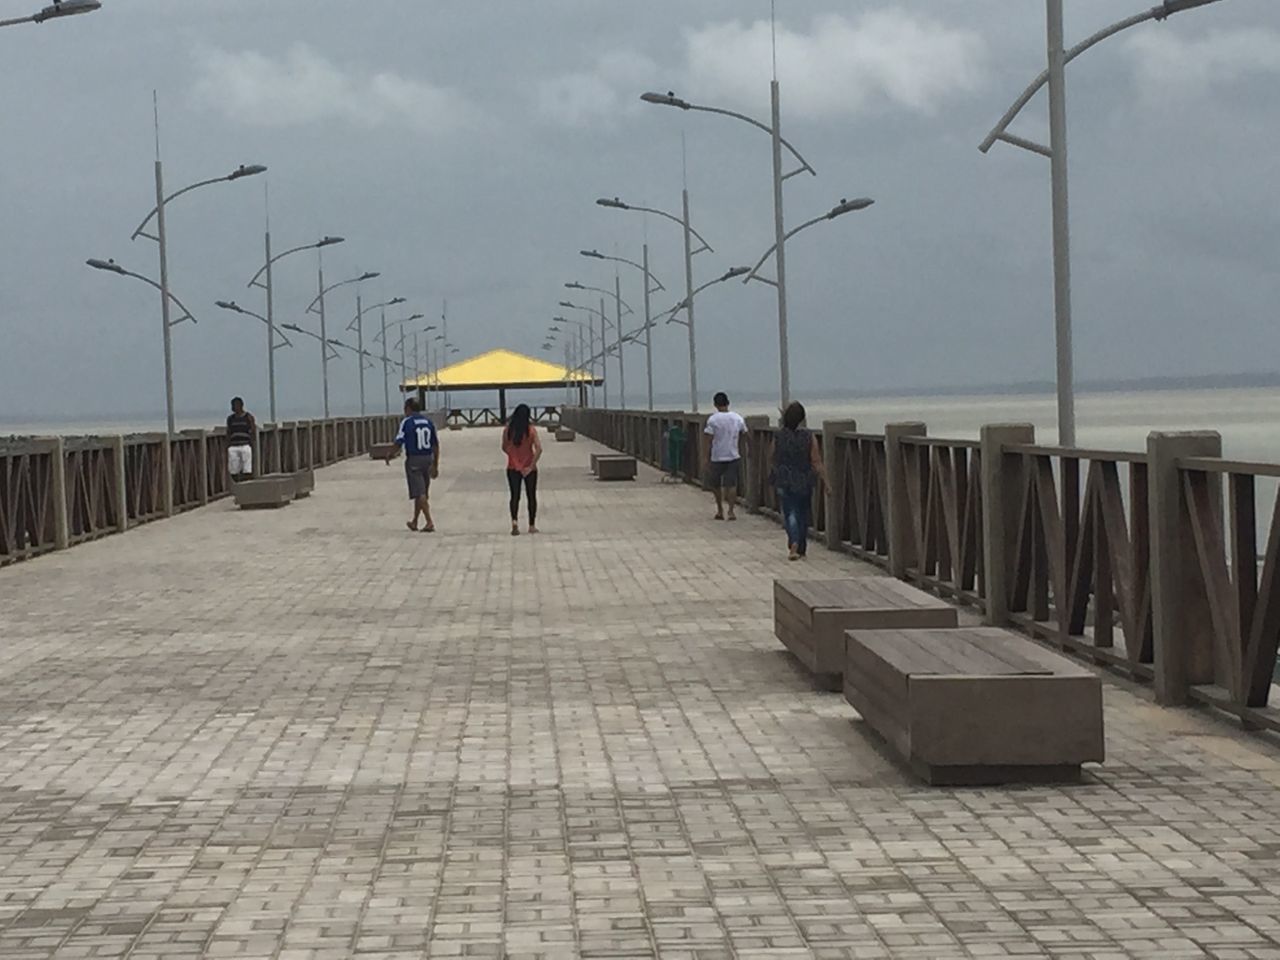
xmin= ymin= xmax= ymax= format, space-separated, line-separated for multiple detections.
xmin=2 ymin=0 xmax=1279 ymax=423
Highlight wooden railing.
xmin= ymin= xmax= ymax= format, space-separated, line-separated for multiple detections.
xmin=561 ymin=408 xmax=1280 ymax=732
xmin=0 ymin=438 xmax=58 ymax=565
xmin=0 ymin=415 xmax=399 ymax=570
xmin=899 ymin=436 xmax=984 ymax=607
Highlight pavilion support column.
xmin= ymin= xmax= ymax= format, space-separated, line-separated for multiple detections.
xmin=499 ymin=388 xmax=508 ymax=425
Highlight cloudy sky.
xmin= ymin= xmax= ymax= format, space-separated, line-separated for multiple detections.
xmin=2 ymin=0 xmax=1278 ymax=423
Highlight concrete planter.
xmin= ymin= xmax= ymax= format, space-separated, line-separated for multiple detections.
xmin=233 ymin=475 xmax=296 ymax=509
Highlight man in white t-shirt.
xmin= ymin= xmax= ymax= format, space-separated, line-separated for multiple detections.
xmin=704 ymin=391 xmax=750 ymax=521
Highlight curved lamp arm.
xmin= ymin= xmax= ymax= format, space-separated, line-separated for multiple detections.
xmin=662 ymin=266 xmax=753 ymax=326
xmin=247 ymin=236 xmax=345 ymax=289
xmin=132 ymin=164 xmax=267 ymax=242
xmin=641 ymin=92 xmax=816 ymax=179
xmin=349 ymin=297 xmax=405 ymax=332
xmin=565 ymin=283 xmax=635 ymax=315
xmin=214 ymin=299 xmax=293 ymax=349
xmin=580 ymin=250 xmax=667 ymax=292
xmin=306 ymin=272 xmax=379 ymax=315
xmin=597 ymin=199 xmax=715 ymax=255
xmin=745 ymin=198 xmax=874 ymax=285
xmin=374 ymin=313 xmax=426 ymax=344
xmin=281 ymin=323 xmax=341 ymax=361
xmin=979 ymin=0 xmax=1224 ymax=156
xmin=86 ymin=258 xmax=196 ymax=326
xmin=558 ymin=301 xmax=613 ymax=327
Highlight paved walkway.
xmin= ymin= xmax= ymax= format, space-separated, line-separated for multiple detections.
xmin=3 ymin=430 xmax=1280 ymax=959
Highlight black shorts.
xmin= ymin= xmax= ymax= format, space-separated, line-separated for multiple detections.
xmin=709 ymin=459 xmax=741 ymax=489
xmin=405 ymin=456 xmax=433 ymax=499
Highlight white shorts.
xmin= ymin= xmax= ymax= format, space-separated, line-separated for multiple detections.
xmin=228 ymin=444 xmax=253 ymax=476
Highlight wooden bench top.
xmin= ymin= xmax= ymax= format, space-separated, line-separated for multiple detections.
xmin=850 ymin=628 xmax=1093 ymax=678
xmin=777 ymin=578 xmax=953 ymax=613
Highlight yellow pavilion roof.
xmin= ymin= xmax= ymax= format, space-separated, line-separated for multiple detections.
xmin=400 ymin=348 xmax=597 ymax=391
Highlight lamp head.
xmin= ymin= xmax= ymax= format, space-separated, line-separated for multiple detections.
xmin=829 ymin=197 xmax=875 ymax=218
xmin=388 ymin=296 xmax=407 ymax=306
xmin=406 ymin=313 xmax=425 ymax=322
xmin=722 ymin=266 xmax=751 ymax=280
xmin=580 ymin=249 xmax=605 ymax=259
xmin=358 ymin=271 xmax=380 ymax=281
xmin=558 ymin=301 xmax=575 ymax=309
xmin=565 ymin=282 xmax=585 ymax=290
xmin=640 ymin=91 xmax=692 ymax=110
xmin=317 ymin=236 xmax=344 ymax=248
xmin=33 ymin=0 xmax=100 ymax=22
xmin=281 ymin=323 xmax=303 ymax=333
xmin=215 ymin=300 xmax=243 ymax=313
xmin=228 ymin=164 xmax=267 ymax=181
xmin=86 ymin=258 xmax=126 ymax=275
xmin=596 ymin=197 xmax=629 ymax=210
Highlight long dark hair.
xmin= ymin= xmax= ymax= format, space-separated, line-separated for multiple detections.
xmin=508 ymin=403 xmax=532 ymax=445
xmin=782 ymin=401 xmax=806 ymax=431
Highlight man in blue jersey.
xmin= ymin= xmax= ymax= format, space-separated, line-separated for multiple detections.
xmin=386 ymin=397 xmax=440 ymax=532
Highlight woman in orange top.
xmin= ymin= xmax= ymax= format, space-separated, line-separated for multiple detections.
xmin=502 ymin=403 xmax=542 ymax=535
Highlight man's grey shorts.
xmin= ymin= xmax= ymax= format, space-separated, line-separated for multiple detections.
xmin=709 ymin=458 xmax=741 ymax=489
xmin=405 ymin=455 xmax=433 ymax=499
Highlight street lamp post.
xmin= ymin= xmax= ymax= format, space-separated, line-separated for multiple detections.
xmin=979 ymin=0 xmax=1226 ymax=447
xmin=559 ymin=300 xmax=612 ymax=407
xmin=130 ymin=162 xmax=266 ymax=437
xmin=0 ymin=0 xmax=100 ymax=28
xmin=566 ymin=282 xmax=634 ymax=409
xmin=552 ymin=317 xmax=592 ymax=407
xmin=596 ymin=196 xmax=714 ymax=412
xmin=642 ymin=89 xmax=816 ymax=410
xmin=384 ymin=313 xmax=427 ymax=398
xmin=304 ymin=270 xmax=379 ymax=419
xmin=247 ymin=235 xmax=344 ymax=427
xmin=582 ymin=248 xmax=665 ymax=410
xmin=349 ymin=297 xmax=403 ymax=417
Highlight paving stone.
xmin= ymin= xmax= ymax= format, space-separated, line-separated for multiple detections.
xmin=1 ymin=431 xmax=1280 ymax=958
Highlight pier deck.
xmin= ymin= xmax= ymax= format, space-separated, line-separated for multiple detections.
xmin=3 ymin=430 xmax=1280 ymax=958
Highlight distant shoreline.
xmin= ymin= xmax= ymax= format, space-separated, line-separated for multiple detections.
xmin=3 ymin=373 xmax=1280 ymax=431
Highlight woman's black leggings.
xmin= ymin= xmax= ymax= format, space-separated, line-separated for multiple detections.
xmin=507 ymin=469 xmax=538 ymax=523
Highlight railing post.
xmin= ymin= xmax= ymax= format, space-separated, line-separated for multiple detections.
xmin=162 ymin=438 xmax=175 ymax=518
xmin=981 ymin=423 xmax=1036 ymax=626
xmin=51 ymin=437 xmax=70 ymax=551
xmin=1149 ymin=431 xmax=1222 ymax=706
xmin=823 ymin=419 xmax=857 ymax=552
xmin=743 ymin=416 xmax=770 ymax=512
xmin=111 ymin=436 xmax=128 ymax=532
xmin=885 ymin=422 xmax=926 ymax=578
xmin=197 ymin=431 xmax=210 ymax=505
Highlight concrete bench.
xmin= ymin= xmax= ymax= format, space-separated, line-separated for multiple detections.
xmin=774 ymin=579 xmax=958 ymax=690
xmin=555 ymin=428 xmax=576 ymax=442
xmin=596 ymin=455 xmax=637 ymax=481
xmin=233 ymin=475 xmax=296 ymax=509
xmin=591 ymin=453 xmax=633 ymax=476
xmin=292 ymin=468 xmax=314 ymax=499
xmin=370 ymin=443 xmax=399 ymax=461
xmin=844 ymin=627 xmax=1104 ymax=785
